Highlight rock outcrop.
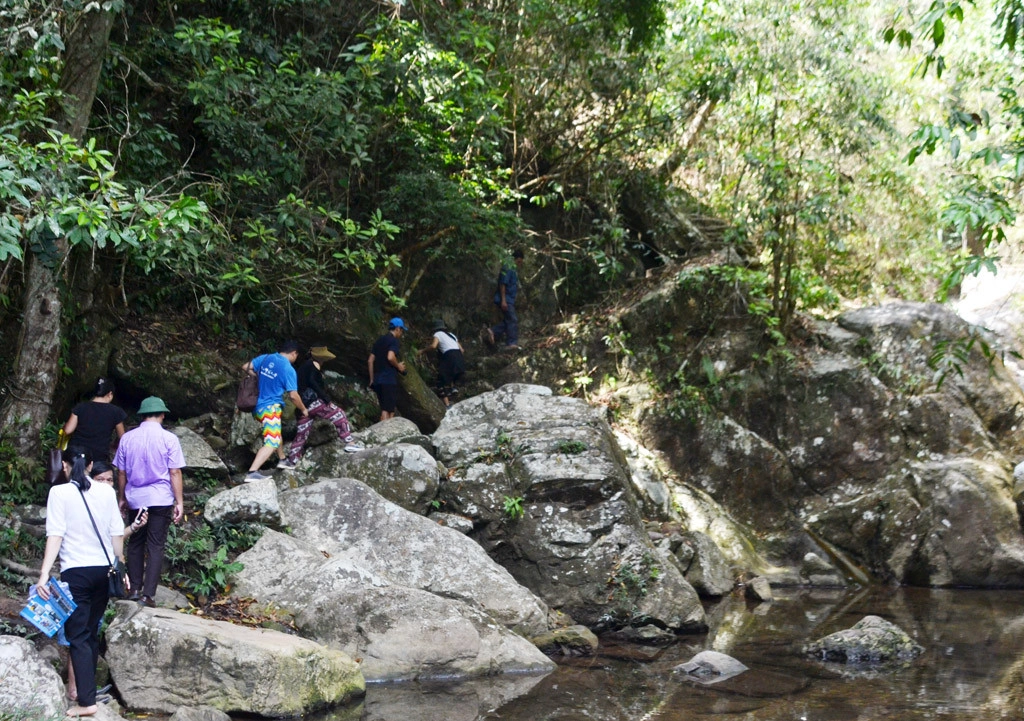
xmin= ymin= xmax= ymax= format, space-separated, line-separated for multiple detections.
xmin=233 ymin=478 xmax=554 ymax=681
xmin=630 ymin=298 xmax=1024 ymax=588
xmin=105 ymin=603 xmax=363 ymax=716
xmin=433 ymin=384 xmax=706 ymax=631
xmin=0 ymin=635 xmax=66 ymax=719
xmin=301 ymin=443 xmax=444 ymax=514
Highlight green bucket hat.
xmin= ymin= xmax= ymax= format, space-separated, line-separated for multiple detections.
xmin=138 ymin=396 xmax=171 ymax=416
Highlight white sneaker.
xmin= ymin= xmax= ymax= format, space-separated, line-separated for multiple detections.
xmin=244 ymin=471 xmax=269 ymax=482
xmin=344 ymin=441 xmax=365 ymax=453
xmin=278 ymin=459 xmax=299 ymax=470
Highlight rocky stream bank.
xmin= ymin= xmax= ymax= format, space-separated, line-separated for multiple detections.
xmin=4 ymin=286 xmax=1024 ymax=718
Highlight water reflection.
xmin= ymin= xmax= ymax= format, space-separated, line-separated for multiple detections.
xmin=308 ymin=588 xmax=1024 ymax=720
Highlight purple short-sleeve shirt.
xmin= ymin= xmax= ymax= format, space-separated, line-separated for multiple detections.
xmin=113 ymin=420 xmax=186 ymax=509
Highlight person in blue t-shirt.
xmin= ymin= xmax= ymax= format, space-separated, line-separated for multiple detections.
xmin=368 ymin=318 xmax=407 ymax=421
xmin=241 ymin=340 xmax=308 ymax=481
xmin=485 ymin=249 xmax=524 ymax=351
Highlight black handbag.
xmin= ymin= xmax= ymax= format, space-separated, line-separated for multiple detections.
xmin=46 ymin=448 xmax=67 ymax=486
xmin=76 ymin=484 xmax=130 ymax=599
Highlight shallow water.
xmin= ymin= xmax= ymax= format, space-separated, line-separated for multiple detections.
xmin=314 ymin=587 xmax=1024 ymax=721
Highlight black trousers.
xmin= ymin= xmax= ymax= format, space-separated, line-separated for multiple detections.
xmin=61 ymin=566 xmax=109 ymax=707
xmin=127 ymin=505 xmax=172 ymax=598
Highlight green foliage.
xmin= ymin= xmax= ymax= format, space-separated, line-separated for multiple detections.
xmin=502 ymin=495 xmax=525 ymax=520
xmin=927 ymin=326 xmax=1005 ymax=390
xmin=163 ymin=521 xmax=258 ymax=600
xmin=0 ymin=438 xmax=45 ymax=506
xmin=556 ymin=440 xmax=588 ymax=454
xmin=0 ymin=504 xmax=44 ymax=559
xmin=477 ymin=429 xmax=530 ymax=464
xmin=605 ymin=552 xmax=662 ymax=623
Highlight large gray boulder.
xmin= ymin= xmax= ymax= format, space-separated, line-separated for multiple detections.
xmin=357 ymin=417 xmax=433 ymax=452
xmin=301 ymin=444 xmax=443 ymax=514
xmin=171 ymin=426 xmax=229 ymax=476
xmin=432 ymin=384 xmax=706 ymax=631
xmin=105 ymin=603 xmax=363 ymax=716
xmin=678 ymin=531 xmax=735 ymax=596
xmin=203 ymin=477 xmax=285 ymax=528
xmin=0 ymin=635 xmax=66 ymax=719
xmin=232 ymin=478 xmax=553 ymax=681
xmin=234 ymin=529 xmax=553 ymax=681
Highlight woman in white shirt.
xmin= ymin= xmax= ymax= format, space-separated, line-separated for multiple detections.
xmin=419 ymin=319 xmax=466 ymax=407
xmin=35 ymin=448 xmax=125 ymax=718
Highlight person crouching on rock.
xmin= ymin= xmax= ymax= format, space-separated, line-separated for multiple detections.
xmin=419 ymin=319 xmax=465 ymax=407
xmin=35 ymin=448 xmax=125 ymax=719
xmin=279 ymin=345 xmax=365 ymax=469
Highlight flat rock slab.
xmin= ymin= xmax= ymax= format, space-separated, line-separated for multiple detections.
xmin=277 ymin=478 xmax=549 ymax=636
xmin=105 ymin=603 xmax=364 ymax=716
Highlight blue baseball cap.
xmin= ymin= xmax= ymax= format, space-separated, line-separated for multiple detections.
xmin=389 ymin=317 xmax=406 ymax=330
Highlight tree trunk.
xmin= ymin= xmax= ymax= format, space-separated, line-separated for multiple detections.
xmin=0 ymin=7 xmax=115 ymax=457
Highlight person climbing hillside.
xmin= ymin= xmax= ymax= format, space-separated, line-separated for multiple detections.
xmin=419 ymin=319 xmax=465 ymax=407
xmin=368 ymin=318 xmax=407 ymax=421
xmin=484 ymin=249 xmax=524 ymax=352
xmin=279 ymin=346 xmax=364 ymax=468
xmin=241 ymin=341 xmax=308 ymax=480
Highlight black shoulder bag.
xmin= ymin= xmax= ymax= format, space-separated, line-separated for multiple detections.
xmin=76 ymin=484 xmax=130 ymax=599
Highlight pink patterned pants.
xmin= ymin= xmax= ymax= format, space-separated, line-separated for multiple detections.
xmin=287 ymin=399 xmax=353 ymax=462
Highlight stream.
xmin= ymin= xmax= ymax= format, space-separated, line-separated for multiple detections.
xmin=309 ymin=587 xmax=1024 ymax=720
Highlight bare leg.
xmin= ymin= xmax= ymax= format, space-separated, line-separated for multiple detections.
xmin=248 ymin=444 xmax=277 ymax=472
xmin=66 ymin=651 xmax=77 ymax=701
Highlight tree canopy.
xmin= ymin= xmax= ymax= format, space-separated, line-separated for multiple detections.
xmin=1 ymin=0 xmax=1023 ymax=454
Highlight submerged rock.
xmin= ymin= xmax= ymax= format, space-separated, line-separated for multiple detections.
xmin=744 ymin=576 xmax=773 ymax=603
xmin=169 ymin=707 xmax=232 ymax=721
xmin=530 ymin=625 xmax=599 ymax=656
xmin=674 ymin=650 xmax=749 ymax=683
xmin=805 ymin=615 xmax=924 ymax=664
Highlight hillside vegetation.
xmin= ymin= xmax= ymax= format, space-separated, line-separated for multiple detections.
xmin=1 ymin=0 xmax=1023 ymax=475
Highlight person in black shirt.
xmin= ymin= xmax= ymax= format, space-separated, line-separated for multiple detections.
xmin=278 ymin=346 xmax=364 ymax=469
xmin=62 ymin=378 xmax=127 ymax=463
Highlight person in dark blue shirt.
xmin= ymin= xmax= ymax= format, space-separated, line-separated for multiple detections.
xmin=485 ymin=249 xmax=524 ymax=351
xmin=368 ymin=318 xmax=407 ymax=421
